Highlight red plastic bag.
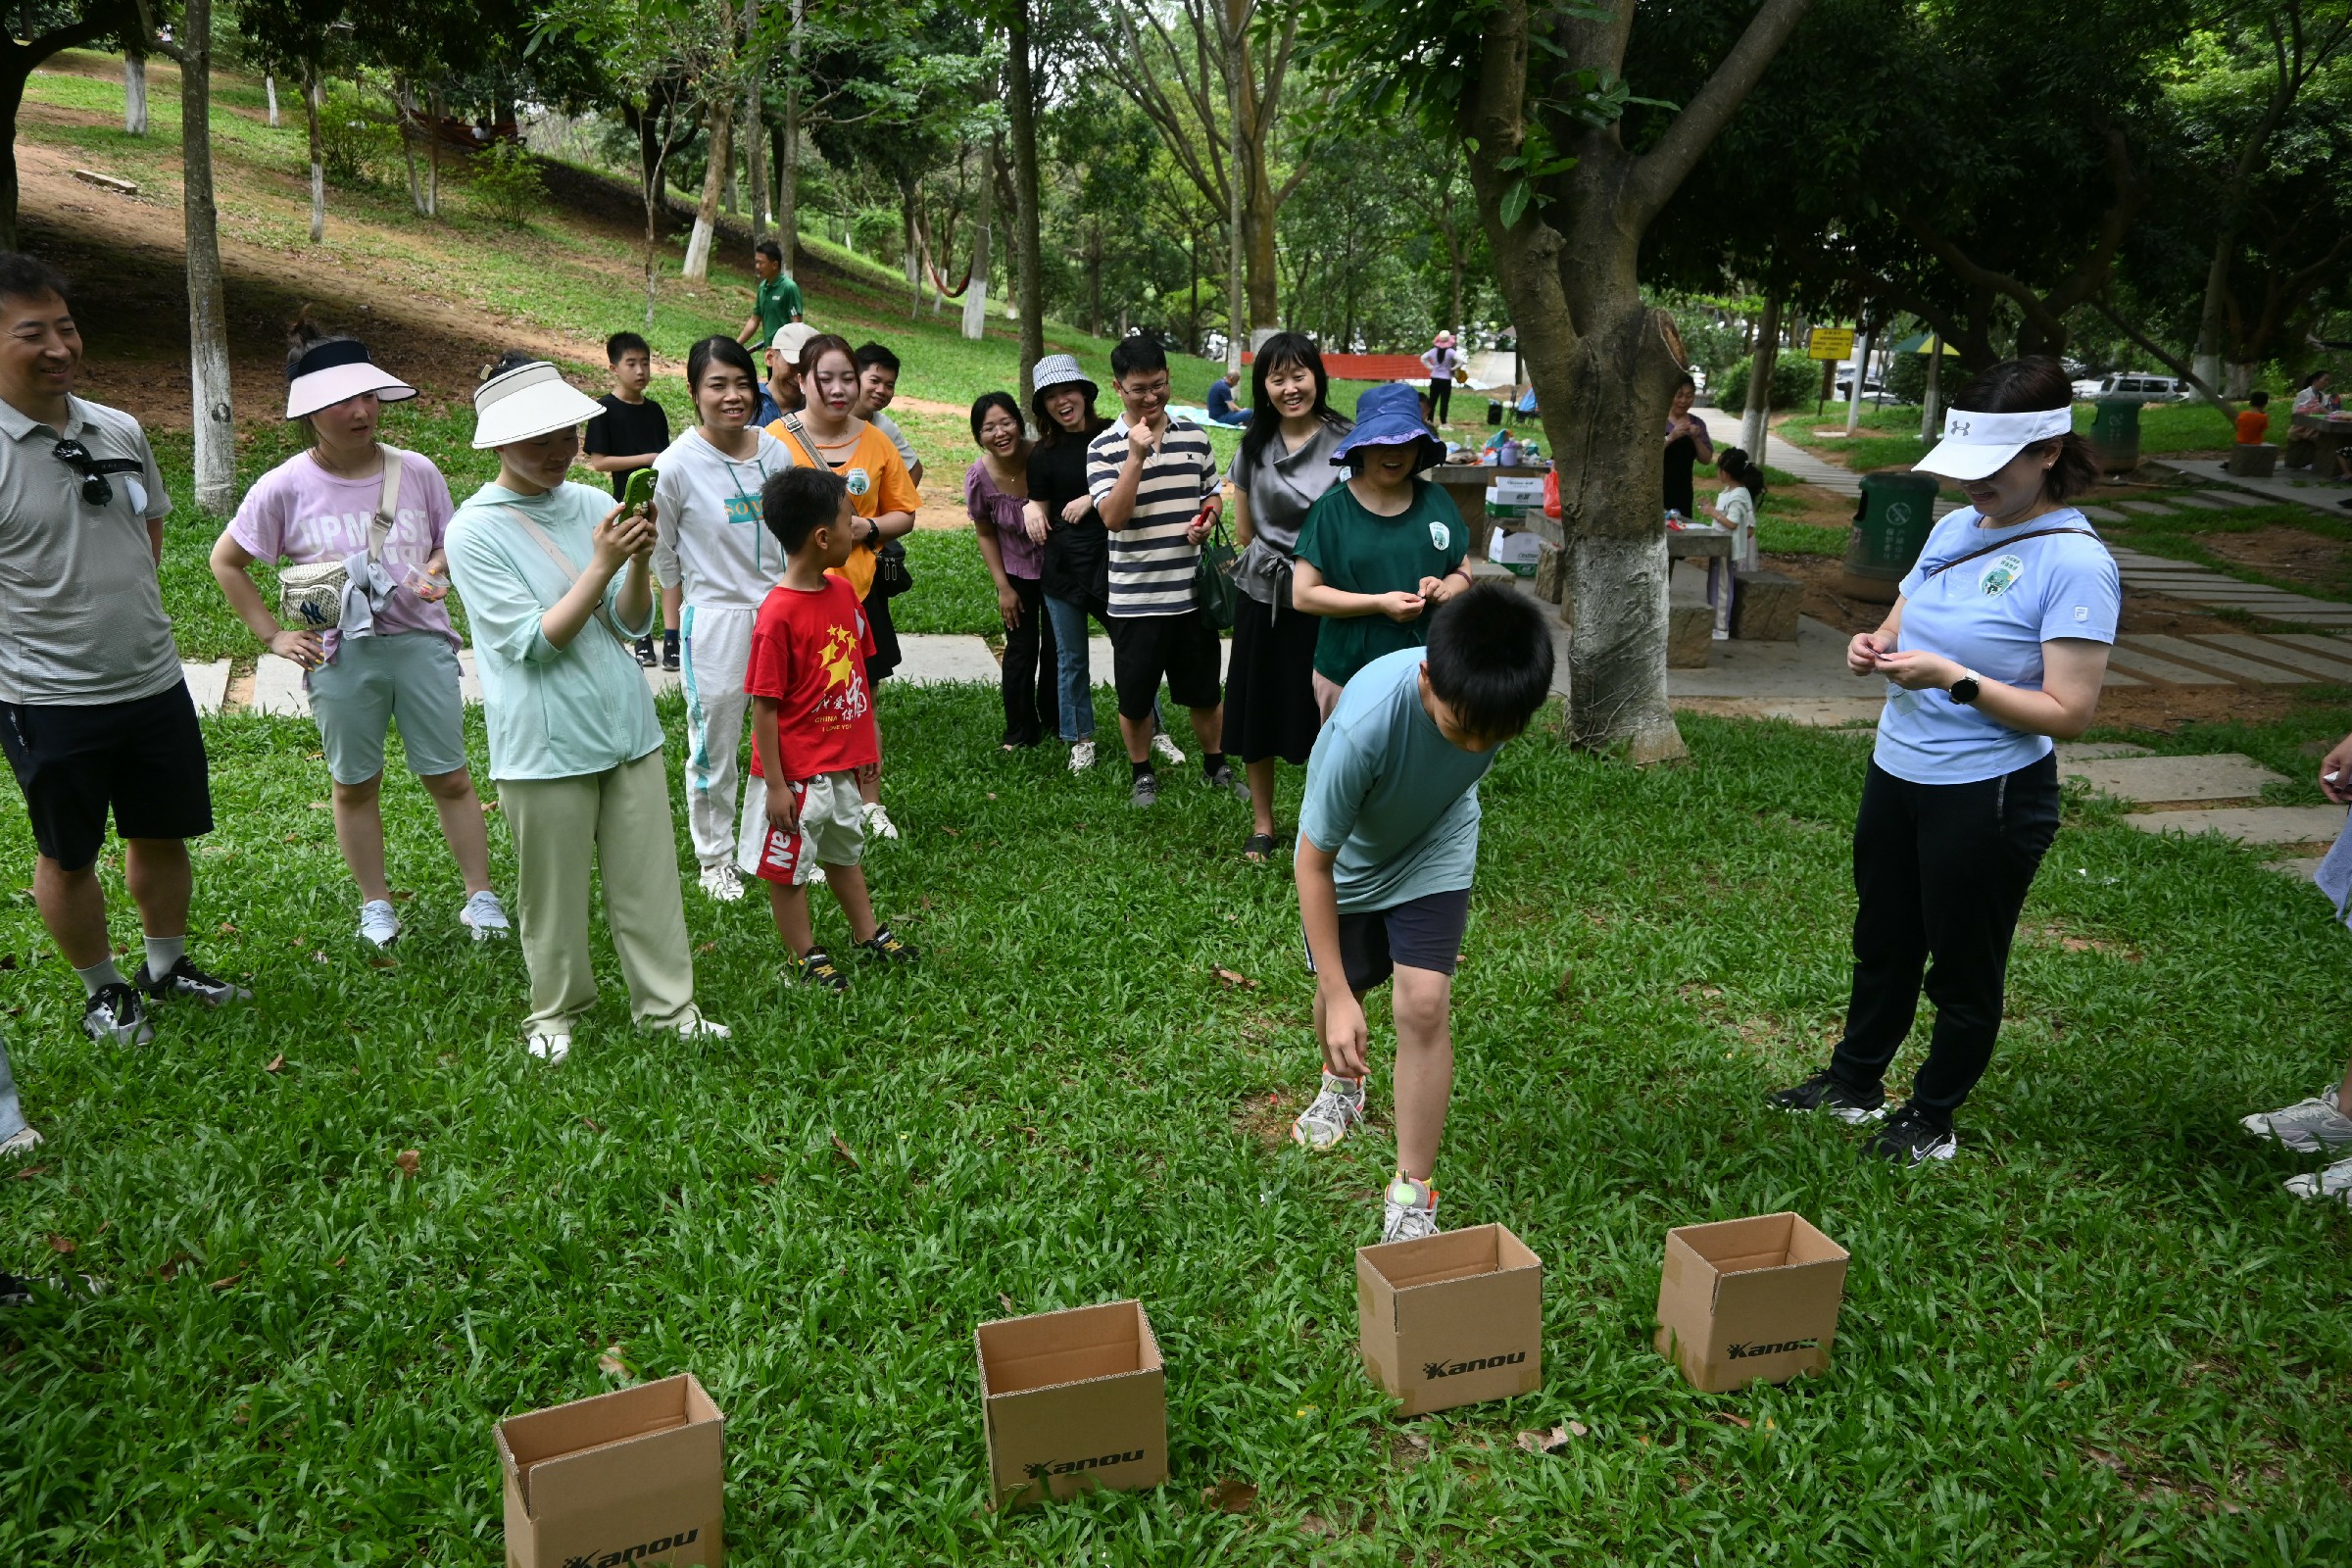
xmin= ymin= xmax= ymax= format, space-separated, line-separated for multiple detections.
xmin=1544 ymin=466 xmax=1561 ymax=519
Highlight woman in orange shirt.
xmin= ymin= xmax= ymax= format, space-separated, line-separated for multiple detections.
xmin=768 ymin=332 xmax=919 ymax=841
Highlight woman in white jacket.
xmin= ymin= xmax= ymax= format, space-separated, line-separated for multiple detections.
xmin=654 ymin=335 xmax=798 ymax=902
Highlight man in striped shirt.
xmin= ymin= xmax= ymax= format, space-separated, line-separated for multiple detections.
xmin=1089 ymin=336 xmax=1246 ymax=809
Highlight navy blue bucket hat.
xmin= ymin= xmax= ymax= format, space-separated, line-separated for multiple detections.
xmin=1332 ymin=381 xmax=1446 ymax=469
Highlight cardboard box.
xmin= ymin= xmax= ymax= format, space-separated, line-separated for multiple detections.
xmin=496 ymin=1373 xmax=724 ymax=1568
xmin=1356 ymin=1223 xmax=1544 ymax=1416
xmin=975 ymin=1299 xmax=1167 ymax=1509
xmin=1654 ymin=1212 xmax=1849 ymax=1394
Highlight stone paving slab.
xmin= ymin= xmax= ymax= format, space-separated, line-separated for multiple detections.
xmin=2125 ymin=805 xmax=2347 ymax=845
xmin=2270 ymin=856 xmax=2326 ymax=881
xmin=2154 ymin=458 xmax=2352 ymax=518
xmin=2121 ymin=633 xmax=2314 ymax=685
xmin=2169 ymin=492 xmax=2242 ymax=511
xmin=2056 ymin=742 xmax=2153 ymax=760
xmin=2118 ymin=500 xmax=2178 ymax=515
xmin=2188 ymin=634 xmax=2352 ymax=681
xmin=2064 ymin=752 xmax=2285 ymax=804
xmin=893 ymin=633 xmax=1004 ymax=686
xmin=2249 ymin=634 xmax=2352 ymax=676
xmin=183 ymin=660 xmax=230 ymax=716
xmin=2080 ymin=505 xmax=2128 ymax=522
xmin=2103 ymin=645 xmax=2232 ymax=685
xmin=252 ymin=654 xmax=310 ymax=716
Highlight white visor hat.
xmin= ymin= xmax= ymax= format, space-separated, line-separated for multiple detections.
xmin=1915 ymin=406 xmax=2074 ymax=481
xmin=285 ymin=338 xmax=417 ymax=420
xmin=470 ymin=361 xmax=606 ymax=450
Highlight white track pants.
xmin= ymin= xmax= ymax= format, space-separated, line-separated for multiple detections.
xmin=680 ymin=604 xmax=769 ymax=872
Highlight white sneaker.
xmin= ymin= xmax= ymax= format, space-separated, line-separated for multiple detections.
xmin=2284 ymin=1152 xmax=2352 ymax=1205
xmin=0 ymin=1126 xmax=42 ymax=1158
xmin=666 ymin=1010 xmax=732 ymax=1041
xmin=1068 ymin=739 xmax=1098 ymax=773
xmin=2242 ymin=1085 xmax=2352 ymax=1153
xmin=1150 ymin=732 xmax=1187 ymax=766
xmin=525 ymin=1030 xmax=570 ymax=1065
xmin=357 ymin=900 xmax=401 ymax=949
xmin=1291 ymin=1074 xmax=1365 ymax=1150
xmin=460 ymin=890 xmax=511 ymax=941
xmin=862 ymin=802 xmax=901 ymax=842
xmin=698 ymin=862 xmax=744 ymax=902
xmin=1381 ymin=1174 xmax=1441 ymax=1244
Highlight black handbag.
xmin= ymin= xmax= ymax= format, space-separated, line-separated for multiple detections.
xmin=1193 ymin=511 xmax=1240 ymax=631
xmin=872 ymin=537 xmax=913 ymax=599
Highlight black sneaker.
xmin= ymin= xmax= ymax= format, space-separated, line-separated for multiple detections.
xmin=1768 ymin=1068 xmax=1886 ymax=1124
xmin=634 ymin=635 xmax=658 ymax=667
xmin=0 ymin=1272 xmax=32 ymax=1307
xmin=662 ymin=643 xmax=680 ymax=672
xmin=1130 ymin=772 xmax=1160 ymax=809
xmin=133 ymin=956 xmax=251 ymax=1008
xmin=1205 ymin=763 xmax=1250 ymax=803
xmin=797 ymin=949 xmax=849 ymax=992
xmin=857 ymin=927 xmax=919 ymax=965
xmin=82 ymin=982 xmax=153 ymax=1045
xmin=1868 ymin=1102 xmax=1958 ymax=1166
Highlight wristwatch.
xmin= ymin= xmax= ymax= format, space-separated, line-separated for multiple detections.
xmin=1948 ymin=668 xmax=1984 ymax=706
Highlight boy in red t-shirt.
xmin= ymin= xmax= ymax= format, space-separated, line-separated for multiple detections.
xmin=746 ymin=466 xmax=920 ymax=990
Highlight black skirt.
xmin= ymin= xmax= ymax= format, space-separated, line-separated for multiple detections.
xmin=1222 ymin=592 xmax=1322 ymax=764
xmin=864 ymin=589 xmax=903 ymax=683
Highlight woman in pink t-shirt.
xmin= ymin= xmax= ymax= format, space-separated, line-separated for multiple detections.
xmin=209 ymin=322 xmax=506 ymax=951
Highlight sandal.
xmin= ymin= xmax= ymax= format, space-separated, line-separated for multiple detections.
xmin=1242 ymin=832 xmax=1277 ymax=863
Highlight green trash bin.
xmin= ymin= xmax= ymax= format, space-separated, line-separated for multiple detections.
xmin=2089 ymin=396 xmax=2140 ymax=474
xmin=1839 ymin=470 xmax=1940 ymax=603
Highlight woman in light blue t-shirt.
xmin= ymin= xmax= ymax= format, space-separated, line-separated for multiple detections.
xmin=1769 ymin=358 xmax=2119 ymax=1167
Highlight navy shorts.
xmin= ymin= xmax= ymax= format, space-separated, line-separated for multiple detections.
xmin=0 ymin=682 xmax=214 ymax=871
xmin=1305 ymin=886 xmax=1472 ymax=994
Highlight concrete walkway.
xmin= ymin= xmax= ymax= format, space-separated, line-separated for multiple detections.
xmin=2054 ymin=742 xmax=2345 ymax=881
xmin=2150 ymin=456 xmax=2352 ymax=518
xmin=1695 ymin=407 xmax=1959 ymax=517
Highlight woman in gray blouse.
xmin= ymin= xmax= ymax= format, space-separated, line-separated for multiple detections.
xmin=1220 ymin=332 xmax=1351 ymax=861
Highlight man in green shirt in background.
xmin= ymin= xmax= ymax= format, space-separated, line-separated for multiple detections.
xmin=737 ymin=238 xmax=804 ymax=349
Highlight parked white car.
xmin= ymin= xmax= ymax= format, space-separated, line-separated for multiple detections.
xmin=2076 ymin=372 xmax=2191 ymax=401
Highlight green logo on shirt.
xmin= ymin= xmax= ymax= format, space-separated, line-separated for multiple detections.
xmin=846 ymin=467 xmax=872 ymax=498
xmin=1429 ymin=520 xmax=1450 ymax=551
xmin=1979 ymin=554 xmax=2025 ymax=598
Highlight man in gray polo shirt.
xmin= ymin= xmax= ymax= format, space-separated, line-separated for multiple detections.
xmin=0 ymin=254 xmax=246 ymax=1109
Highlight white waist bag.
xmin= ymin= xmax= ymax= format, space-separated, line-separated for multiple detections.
xmin=277 ymin=448 xmax=405 ymax=631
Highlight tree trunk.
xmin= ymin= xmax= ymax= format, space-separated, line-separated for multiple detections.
xmin=1088 ymin=220 xmax=1102 ymax=337
xmin=1244 ymin=147 xmax=1280 ymax=342
xmin=682 ymin=101 xmax=732 ymax=281
xmin=962 ymin=135 xmax=995 ymax=341
xmin=305 ymin=71 xmax=324 ymax=244
xmin=123 ymin=51 xmax=147 ymax=134
xmin=266 ymin=73 xmax=278 ymax=127
xmin=1224 ymin=2 xmax=1248 ymax=370
xmin=1740 ymin=291 xmax=1780 ymax=458
xmin=1920 ymin=339 xmax=1943 ymax=441
xmin=778 ymin=0 xmax=803 ymax=272
xmin=1006 ymin=0 xmax=1045 ymax=405
xmin=743 ymin=88 xmax=766 ymax=229
xmin=394 ymin=75 xmax=425 ymax=215
xmin=1844 ymin=325 xmax=1872 ymax=436
xmin=425 ymin=84 xmax=442 ymax=218
xmin=902 ymin=187 xmax=921 ymax=317
xmin=179 ymin=0 xmax=235 ymax=514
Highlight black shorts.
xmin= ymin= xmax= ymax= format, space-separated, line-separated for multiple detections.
xmin=0 ymin=683 xmax=214 ymax=871
xmin=1305 ymin=886 xmax=1472 ymax=994
xmin=1106 ymin=609 xmax=1222 ymax=720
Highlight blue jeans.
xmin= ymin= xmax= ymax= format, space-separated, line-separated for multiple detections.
xmin=1044 ymin=594 xmax=1162 ymax=744
xmin=0 ymin=1037 xmax=27 ymax=1145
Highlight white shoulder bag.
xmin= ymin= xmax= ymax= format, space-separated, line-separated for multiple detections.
xmin=278 ymin=448 xmax=405 ymax=630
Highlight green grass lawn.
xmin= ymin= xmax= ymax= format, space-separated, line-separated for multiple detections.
xmin=5 ymin=697 xmax=2352 ymax=1562
xmin=1781 ymin=401 xmax=2247 ymax=482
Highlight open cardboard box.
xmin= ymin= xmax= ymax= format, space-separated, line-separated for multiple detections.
xmin=1357 ymin=1223 xmax=1544 ymax=1416
xmin=496 ymin=1372 xmax=724 ymax=1568
xmin=975 ymin=1299 xmax=1167 ymax=1509
xmin=1654 ymin=1211 xmax=1849 ymax=1394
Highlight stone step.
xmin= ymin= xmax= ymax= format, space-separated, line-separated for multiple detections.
xmin=2120 ymin=633 xmax=2314 ymax=685
xmin=2249 ymin=634 xmax=2352 ymax=678
xmin=2080 ymin=506 xmax=2127 ymax=522
xmin=2055 ymin=742 xmax=2152 ymax=761
xmin=2170 ymin=492 xmax=2243 ymax=511
xmin=2118 ymin=501 xmax=2178 ymax=515
xmin=2064 ymin=752 xmax=2285 ymax=806
xmin=2103 ymin=646 xmax=2231 ymax=685
xmin=2186 ymin=634 xmax=2352 ymax=682
xmin=183 ymin=659 xmax=230 ymax=716
xmin=2125 ymin=805 xmax=2347 ymax=846
xmin=2269 ymin=857 xmax=2326 ymax=882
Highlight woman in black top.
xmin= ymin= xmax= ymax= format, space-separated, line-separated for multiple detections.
xmin=1663 ymin=372 xmax=1713 ymax=518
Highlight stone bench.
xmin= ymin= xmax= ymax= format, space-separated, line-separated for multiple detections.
xmin=2229 ymin=443 xmax=2278 ymax=479
xmin=1730 ymin=565 xmax=1801 ymax=642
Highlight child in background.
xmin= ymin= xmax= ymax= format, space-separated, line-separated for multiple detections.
xmin=853 ymin=342 xmax=924 ymax=486
xmin=2236 ymin=390 xmax=2272 ymax=447
xmin=1287 ymin=586 xmax=1557 ymax=1242
xmin=1699 ymin=446 xmax=1764 ymax=641
xmin=747 ymin=466 xmax=920 ymax=992
xmin=581 ymin=331 xmax=676 ymax=668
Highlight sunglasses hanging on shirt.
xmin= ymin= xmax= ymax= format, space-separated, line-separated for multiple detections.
xmin=52 ymin=439 xmax=144 ymax=506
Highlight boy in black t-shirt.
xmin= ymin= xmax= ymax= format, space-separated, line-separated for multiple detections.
xmin=581 ymin=331 xmax=676 ymax=668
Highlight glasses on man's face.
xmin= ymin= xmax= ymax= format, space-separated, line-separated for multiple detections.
xmin=53 ymin=439 xmax=141 ymax=506
xmin=1127 ymin=381 xmax=1171 ymax=402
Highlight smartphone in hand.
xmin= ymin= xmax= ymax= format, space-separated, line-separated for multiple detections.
xmin=622 ymin=466 xmax=658 ymax=515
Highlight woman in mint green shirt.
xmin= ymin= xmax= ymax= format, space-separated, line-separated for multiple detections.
xmin=445 ymin=358 xmax=729 ymax=1064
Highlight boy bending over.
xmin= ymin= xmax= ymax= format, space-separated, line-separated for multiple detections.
xmin=748 ymin=466 xmax=919 ymax=991
xmin=1289 ymin=585 xmax=1555 ymax=1241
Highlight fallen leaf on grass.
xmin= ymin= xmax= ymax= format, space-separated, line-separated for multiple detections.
xmin=481 ymin=800 xmax=500 ymax=813
xmin=1202 ymin=1477 xmax=1257 ymax=1513
xmin=155 ymin=1251 xmax=195 ymax=1280
xmin=598 ymin=1345 xmax=630 ymax=1379
xmin=829 ymin=1134 xmax=860 ymax=1168
xmin=752 ymin=1172 xmax=776 ymax=1187
xmin=1709 ymin=1411 xmax=1752 ymax=1430
xmin=1213 ymin=966 xmax=1258 ymax=990
xmin=1516 ymin=1424 xmax=1584 ymax=1453
xmin=307 ymin=801 xmax=330 ymax=810
xmin=46 ymin=1234 xmax=74 ymax=1254
xmin=580 ymin=1117 xmax=605 ymax=1134
xmin=232 ymin=1403 xmax=251 ymax=1424
xmin=215 ymin=921 xmax=236 ymax=935
xmin=12 ymin=1163 xmax=46 ymax=1180
xmin=394 ymin=1149 xmax=421 ymax=1177
xmin=941 ymin=827 xmax=961 ymax=838
xmin=697 ymin=942 xmax=717 ymax=954
xmin=263 ymin=1054 xmax=284 ymax=1074
xmin=209 ymin=1270 xmax=243 ymax=1291
xmin=998 ymin=1292 xmax=1015 ymax=1313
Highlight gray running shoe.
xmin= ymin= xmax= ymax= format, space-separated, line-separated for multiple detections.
xmin=1381 ymin=1174 xmax=1440 ymax=1243
xmin=1291 ymin=1074 xmax=1365 ymax=1150
xmin=1129 ymin=771 xmax=1161 ymax=809
xmin=2284 ymin=1153 xmax=2352 ymax=1205
xmin=2241 ymin=1086 xmax=2352 ymax=1153
xmin=1206 ymin=763 xmax=1250 ymax=803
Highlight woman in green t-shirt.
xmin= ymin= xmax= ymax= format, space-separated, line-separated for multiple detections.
xmin=1293 ymin=381 xmax=1473 ymax=716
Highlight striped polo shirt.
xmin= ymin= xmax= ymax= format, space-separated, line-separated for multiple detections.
xmin=1086 ymin=416 xmax=1220 ymax=617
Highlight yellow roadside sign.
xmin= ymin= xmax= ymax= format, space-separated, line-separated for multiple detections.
xmin=1807 ymin=327 xmax=1856 ymax=362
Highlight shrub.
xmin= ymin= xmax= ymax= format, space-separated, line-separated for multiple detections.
xmin=1712 ymin=352 xmax=1819 ymax=411
xmin=318 ymin=84 xmax=402 ymax=188
xmin=1886 ymin=350 xmax=1929 ymax=406
xmin=467 ymin=141 xmax=542 ymax=227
